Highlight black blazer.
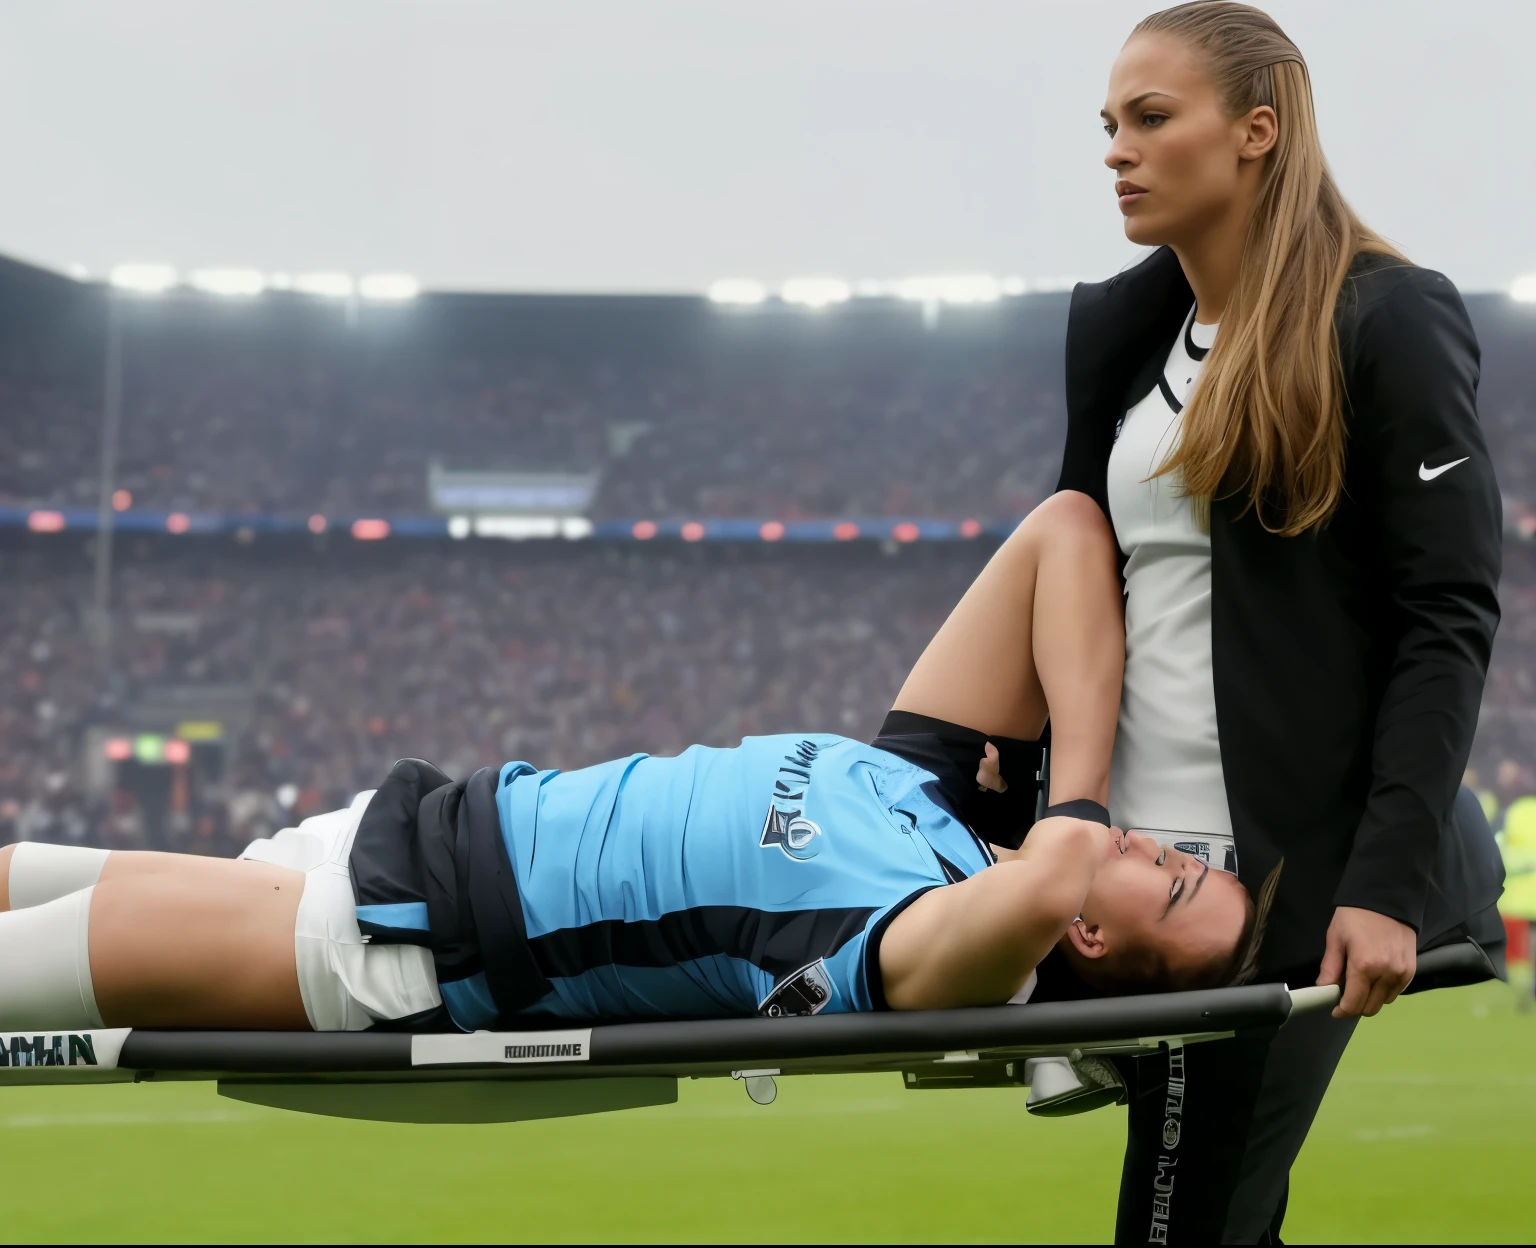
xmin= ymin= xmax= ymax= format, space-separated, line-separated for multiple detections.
xmin=1057 ymin=246 xmax=1503 ymax=974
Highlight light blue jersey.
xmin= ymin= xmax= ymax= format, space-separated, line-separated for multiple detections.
xmin=449 ymin=734 xmax=992 ymax=1026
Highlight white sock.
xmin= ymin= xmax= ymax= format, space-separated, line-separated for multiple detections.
xmin=8 ymin=844 xmax=111 ymax=910
xmin=0 ymin=887 xmax=105 ymax=1029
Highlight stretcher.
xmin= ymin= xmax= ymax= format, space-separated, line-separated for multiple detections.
xmin=0 ymin=942 xmax=1496 ymax=1124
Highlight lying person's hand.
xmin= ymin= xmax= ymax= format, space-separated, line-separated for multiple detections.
xmin=1317 ymin=905 xmax=1416 ymax=1019
xmin=976 ymin=741 xmax=1008 ymax=793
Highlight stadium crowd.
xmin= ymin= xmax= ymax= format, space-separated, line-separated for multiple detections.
xmin=2 ymin=266 xmax=1536 ymax=852
xmin=0 ymin=541 xmax=985 ymax=854
xmin=4 ymin=531 xmax=1536 ymax=854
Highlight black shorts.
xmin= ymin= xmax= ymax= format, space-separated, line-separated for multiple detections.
xmin=870 ymin=710 xmax=1047 ymax=852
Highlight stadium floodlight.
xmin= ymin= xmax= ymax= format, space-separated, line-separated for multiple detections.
xmin=358 ymin=273 xmax=420 ymax=301
xmin=1512 ymin=275 xmax=1536 ymax=303
xmin=707 ymin=279 xmax=767 ymax=305
xmin=189 ymin=268 xmax=266 ymax=297
xmin=781 ymin=278 xmax=851 ymax=309
xmin=294 ymin=272 xmax=354 ymax=298
xmin=895 ymin=275 xmax=1001 ymax=305
xmin=110 ymin=263 xmax=178 ymax=294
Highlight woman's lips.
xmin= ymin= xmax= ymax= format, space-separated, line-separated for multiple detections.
xmin=1116 ymin=180 xmax=1148 ymax=210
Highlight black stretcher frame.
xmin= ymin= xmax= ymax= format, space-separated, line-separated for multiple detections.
xmin=0 ymin=943 xmax=1496 ymax=1123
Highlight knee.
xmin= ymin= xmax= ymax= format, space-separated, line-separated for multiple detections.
xmin=1020 ymin=490 xmax=1116 ymax=557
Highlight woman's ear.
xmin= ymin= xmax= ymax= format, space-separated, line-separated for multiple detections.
xmin=1238 ymin=104 xmax=1279 ymax=162
xmin=1065 ymin=917 xmax=1107 ymax=961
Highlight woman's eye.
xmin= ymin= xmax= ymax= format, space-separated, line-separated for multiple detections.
xmin=1142 ymin=113 xmax=1167 ymax=128
xmin=1102 ymin=123 xmax=1116 ymax=138
xmin=1155 ymin=849 xmax=1166 ymax=866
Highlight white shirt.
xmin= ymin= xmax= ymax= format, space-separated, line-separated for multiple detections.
xmin=1106 ymin=308 xmax=1232 ymax=839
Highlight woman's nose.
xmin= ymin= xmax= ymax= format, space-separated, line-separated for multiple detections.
xmin=1104 ymin=132 xmax=1135 ymax=172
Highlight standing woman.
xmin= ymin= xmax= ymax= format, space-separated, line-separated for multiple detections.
xmin=1063 ymin=3 xmax=1503 ymax=1242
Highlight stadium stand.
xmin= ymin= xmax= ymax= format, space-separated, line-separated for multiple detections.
xmin=1 ymin=254 xmax=1534 ymax=849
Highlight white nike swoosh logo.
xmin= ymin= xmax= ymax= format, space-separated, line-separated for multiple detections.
xmin=1419 ymin=457 xmax=1469 ymax=481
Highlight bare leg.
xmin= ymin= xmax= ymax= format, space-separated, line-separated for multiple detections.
xmin=892 ymin=490 xmax=1123 ymax=806
xmin=0 ymin=843 xmax=292 ymax=913
xmin=88 ymin=858 xmax=310 ymax=1029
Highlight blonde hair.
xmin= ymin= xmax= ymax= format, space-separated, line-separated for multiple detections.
xmin=1134 ymin=1 xmax=1405 ymax=535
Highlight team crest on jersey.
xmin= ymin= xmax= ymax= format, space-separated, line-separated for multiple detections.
xmin=760 ymin=738 xmax=824 ymax=860
xmin=757 ymin=959 xmax=832 ymax=1018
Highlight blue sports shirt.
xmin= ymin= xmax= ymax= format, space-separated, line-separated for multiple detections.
xmin=436 ymin=734 xmax=993 ymax=1028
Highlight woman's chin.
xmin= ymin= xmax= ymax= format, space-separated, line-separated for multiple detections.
xmin=1121 ymin=216 xmax=1166 ymax=247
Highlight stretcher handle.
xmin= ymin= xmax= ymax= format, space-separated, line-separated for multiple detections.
xmin=1285 ymin=984 xmax=1341 ymax=1015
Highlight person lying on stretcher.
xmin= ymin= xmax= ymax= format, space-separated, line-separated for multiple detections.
xmin=0 ymin=493 xmax=1270 ymax=1034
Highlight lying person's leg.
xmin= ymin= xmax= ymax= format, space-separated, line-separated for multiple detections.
xmin=0 ymin=842 xmax=272 ymax=913
xmin=0 ymin=855 xmax=308 ymax=1030
xmin=891 ymin=489 xmax=1123 ymax=807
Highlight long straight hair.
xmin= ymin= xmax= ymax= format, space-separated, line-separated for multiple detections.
xmin=1135 ymin=1 xmax=1405 ymax=536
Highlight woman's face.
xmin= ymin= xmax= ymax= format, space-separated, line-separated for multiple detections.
xmin=1064 ymin=829 xmax=1250 ymax=986
xmin=1101 ymin=32 xmax=1258 ymax=249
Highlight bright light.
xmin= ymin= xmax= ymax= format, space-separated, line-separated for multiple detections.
xmin=681 ymin=521 xmax=705 ymax=542
xmin=892 ymin=521 xmax=921 ymax=543
xmin=189 ymin=268 xmax=265 ymax=297
xmin=895 ymin=275 xmax=1001 ymax=305
xmin=1001 ymin=277 xmax=1027 ymax=296
xmin=1512 ymin=275 xmax=1536 ymax=303
xmin=294 ymin=272 xmax=354 ymax=298
xmin=269 ymin=272 xmax=293 ymax=291
xmin=358 ymin=273 xmax=419 ymax=301
xmin=351 ymin=518 xmax=390 ymax=540
xmin=66 ymin=262 xmax=91 ymax=282
xmin=164 ymin=739 xmax=192 ymax=765
xmin=781 ymin=278 xmax=850 ymax=309
xmin=112 ymin=489 xmax=132 ymax=511
xmin=759 ymin=521 xmax=786 ymax=541
xmin=103 ymin=737 xmax=133 ymax=762
xmin=110 ymin=264 xmax=177 ymax=294
xmin=632 ymin=520 xmax=658 ymax=540
xmin=166 ymin=512 xmax=190 ymax=534
xmin=308 ymin=514 xmax=327 ymax=534
xmin=708 ymin=279 xmax=767 ymax=305
xmin=27 ymin=510 xmax=66 ymax=532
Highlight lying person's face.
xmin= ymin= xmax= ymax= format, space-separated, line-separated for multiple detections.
xmin=1059 ymin=830 xmax=1252 ymax=993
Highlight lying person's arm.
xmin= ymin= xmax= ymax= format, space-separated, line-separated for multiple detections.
xmin=878 ymin=816 xmax=1109 ymax=1010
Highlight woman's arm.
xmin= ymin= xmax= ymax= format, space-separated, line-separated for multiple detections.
xmin=1326 ymin=266 xmax=1503 ymax=1016
xmin=878 ymin=816 xmax=1107 ymax=1010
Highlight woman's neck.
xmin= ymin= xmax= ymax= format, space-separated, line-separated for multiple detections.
xmin=1172 ymin=194 xmax=1256 ymax=325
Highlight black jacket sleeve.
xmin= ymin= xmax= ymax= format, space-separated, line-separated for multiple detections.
xmin=1333 ymin=266 xmax=1502 ymax=930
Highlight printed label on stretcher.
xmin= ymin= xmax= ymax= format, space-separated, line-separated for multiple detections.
xmin=0 ymin=1029 xmax=130 ymax=1070
xmin=411 ymin=1028 xmax=594 ymax=1067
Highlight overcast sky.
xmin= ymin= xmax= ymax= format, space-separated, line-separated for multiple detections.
xmin=0 ymin=0 xmax=1529 ymax=293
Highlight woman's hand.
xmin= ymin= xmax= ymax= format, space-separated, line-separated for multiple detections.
xmin=1316 ymin=906 xmax=1416 ymax=1019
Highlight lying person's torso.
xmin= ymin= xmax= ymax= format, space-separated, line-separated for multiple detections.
xmin=495 ymin=734 xmax=993 ymax=1020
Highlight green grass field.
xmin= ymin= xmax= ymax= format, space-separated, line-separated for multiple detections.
xmin=2 ymin=979 xmax=1534 ymax=1244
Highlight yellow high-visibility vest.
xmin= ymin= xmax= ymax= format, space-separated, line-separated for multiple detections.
xmin=1498 ymin=796 xmax=1536 ymax=921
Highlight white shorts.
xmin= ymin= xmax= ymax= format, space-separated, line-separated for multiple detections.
xmin=239 ymin=792 xmax=441 ymax=1031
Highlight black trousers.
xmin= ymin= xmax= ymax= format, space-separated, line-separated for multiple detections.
xmin=1113 ymin=1005 xmax=1356 ymax=1244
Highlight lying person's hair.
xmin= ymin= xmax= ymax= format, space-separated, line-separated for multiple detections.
xmin=1081 ymin=860 xmax=1284 ymax=996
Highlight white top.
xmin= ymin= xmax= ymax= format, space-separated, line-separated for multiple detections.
xmin=1106 ymin=308 xmax=1233 ymax=839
